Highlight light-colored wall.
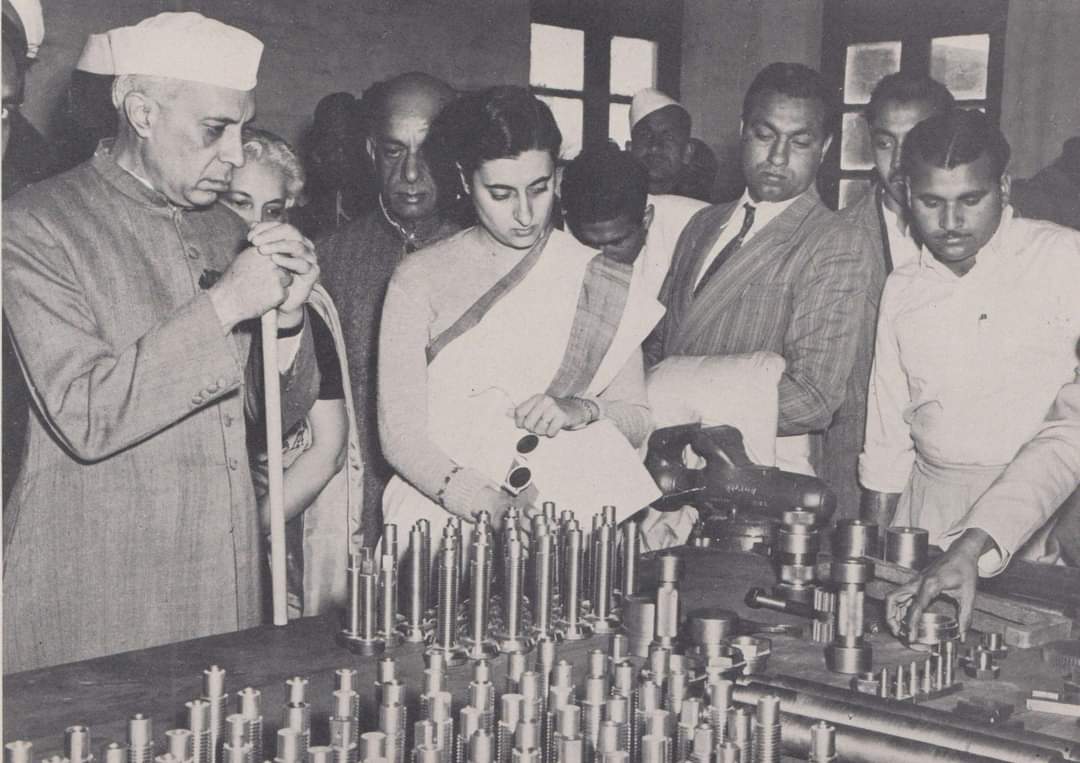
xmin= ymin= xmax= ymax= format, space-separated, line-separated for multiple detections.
xmin=23 ymin=0 xmax=531 ymax=146
xmin=679 ymin=0 xmax=824 ymax=193
xmin=1000 ymin=0 xmax=1080 ymax=179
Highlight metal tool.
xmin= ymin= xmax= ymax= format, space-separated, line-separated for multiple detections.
xmin=824 ymin=557 xmax=872 ymax=674
xmin=340 ymin=548 xmax=385 ymax=655
xmin=401 ymin=524 xmax=431 ymax=643
xmin=464 ymin=528 xmax=498 ymax=660
xmin=496 ymin=532 xmax=533 ymax=654
xmin=884 ymin=527 xmax=928 ymax=570
xmin=556 ymin=521 xmax=591 ymax=642
xmin=832 ymin=520 xmax=878 ymax=559
xmin=743 ymin=588 xmax=813 ymax=618
xmin=531 ymin=529 xmax=557 ymax=642
xmin=428 ymin=534 xmax=467 ymax=666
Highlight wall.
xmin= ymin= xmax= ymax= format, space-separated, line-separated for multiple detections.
xmin=679 ymin=0 xmax=824 ymax=196
xmin=1000 ymin=0 xmax=1080 ymax=179
xmin=23 ymin=0 xmax=531 ymax=145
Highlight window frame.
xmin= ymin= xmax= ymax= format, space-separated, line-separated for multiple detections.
xmin=530 ymin=0 xmax=683 ymax=155
xmin=820 ymin=0 xmax=1008 ymax=209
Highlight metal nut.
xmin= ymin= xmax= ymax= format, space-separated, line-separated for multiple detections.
xmin=849 ymin=672 xmax=878 ymax=695
xmin=729 ymin=635 xmax=771 ymax=661
xmin=963 ymin=663 xmax=1001 ymax=681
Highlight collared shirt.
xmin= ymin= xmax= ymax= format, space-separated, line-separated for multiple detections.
xmin=859 ymin=207 xmax=1080 ymax=493
xmin=636 ymin=193 xmax=709 ymax=299
xmin=692 ymin=189 xmax=802 ymax=290
xmin=880 ymin=200 xmax=922 ymax=271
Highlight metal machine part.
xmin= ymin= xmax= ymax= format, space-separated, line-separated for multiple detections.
xmin=186 ymin=700 xmax=212 ymax=763
xmin=831 ymin=520 xmax=879 ymax=560
xmin=584 ymin=522 xmax=618 ymax=634
xmin=464 ymin=532 xmax=499 ymax=661
xmin=729 ymin=636 xmax=771 ymax=676
xmin=695 ymin=515 xmax=779 ymax=554
xmin=64 ymin=726 xmax=92 ymax=763
xmin=202 ymin=666 xmax=228 ymax=763
xmin=687 ymin=607 xmax=740 ymax=647
xmin=380 ymin=554 xmax=402 ymax=649
xmin=884 ymin=527 xmax=929 ymax=570
xmin=908 ymin=612 xmax=959 ymax=648
xmin=531 ymin=531 xmax=557 ymax=642
xmin=5 ymin=742 xmax=33 ymax=763
xmin=964 ymin=648 xmax=1002 ymax=681
xmin=496 ymin=534 xmax=534 ymax=655
xmin=339 ymin=548 xmax=386 ymax=656
xmin=618 ymin=522 xmax=640 ymax=606
xmin=743 ymin=588 xmax=813 ymax=619
xmin=401 ymin=524 xmax=430 ymax=643
xmin=238 ymin=688 xmax=264 ymax=763
xmin=621 ymin=596 xmax=655 ymax=658
xmin=556 ymin=522 xmax=592 ymax=642
xmin=651 ymin=556 xmax=681 ymax=651
xmin=811 ymin=588 xmax=836 ymax=644
xmin=128 ymin=715 xmax=154 ymax=763
xmin=103 ymin=745 xmax=129 ymax=763
xmin=428 ymin=536 xmax=467 ymax=666
xmin=752 ymin=695 xmax=781 ymax=763
xmin=738 ymin=675 xmax=1075 ymax=762
xmin=983 ymin=632 xmax=1009 ymax=660
xmin=823 ymin=558 xmax=872 ymax=674
xmin=772 ymin=510 xmax=820 ymax=604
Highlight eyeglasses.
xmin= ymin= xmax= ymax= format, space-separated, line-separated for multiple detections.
xmin=503 ymin=434 xmax=539 ymax=496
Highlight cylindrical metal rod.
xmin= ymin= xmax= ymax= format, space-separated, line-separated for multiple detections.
xmin=557 ymin=523 xmax=591 ymax=641
xmin=260 ymin=310 xmax=288 ymax=625
xmin=380 ymin=554 xmax=401 ymax=648
xmin=402 ymin=524 xmax=429 ymax=643
xmin=619 ymin=521 xmax=640 ymax=603
xmin=465 ymin=533 xmax=498 ymax=660
xmin=734 ymin=681 xmax=1069 ymax=762
xmin=496 ymin=534 xmax=533 ymax=654
xmin=832 ymin=520 xmax=878 ymax=559
xmin=531 ymin=531 xmax=556 ymax=640
xmin=884 ymin=527 xmax=929 ymax=570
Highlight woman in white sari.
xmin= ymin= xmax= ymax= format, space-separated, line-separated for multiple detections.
xmin=378 ymin=87 xmax=660 ymax=553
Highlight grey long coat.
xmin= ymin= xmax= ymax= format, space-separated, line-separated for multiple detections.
xmin=2 ymin=146 xmax=319 ymax=673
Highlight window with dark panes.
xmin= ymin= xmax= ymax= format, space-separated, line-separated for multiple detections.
xmin=821 ymin=0 xmax=1006 ymax=209
xmin=529 ymin=1 xmax=682 ymax=161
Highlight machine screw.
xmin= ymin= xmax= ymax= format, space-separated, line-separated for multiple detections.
xmin=496 ymin=534 xmax=534 ymax=655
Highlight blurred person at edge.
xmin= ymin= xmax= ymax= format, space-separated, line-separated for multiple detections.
xmin=221 ymin=127 xmax=364 ymax=618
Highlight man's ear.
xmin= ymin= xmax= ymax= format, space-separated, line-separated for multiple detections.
xmin=123 ymin=91 xmax=156 ymax=138
xmin=999 ymin=172 xmax=1011 ymax=208
xmin=642 ymin=203 xmax=655 ymax=231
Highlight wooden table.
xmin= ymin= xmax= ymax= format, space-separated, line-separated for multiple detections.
xmin=6 ymin=549 xmax=1080 ymax=757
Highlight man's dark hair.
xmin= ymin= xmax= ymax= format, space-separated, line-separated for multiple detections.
xmin=866 ymin=72 xmax=955 ymax=125
xmin=561 ymin=144 xmax=649 ymax=233
xmin=742 ymin=62 xmax=838 ymax=134
xmin=901 ymin=108 xmax=1011 ymax=179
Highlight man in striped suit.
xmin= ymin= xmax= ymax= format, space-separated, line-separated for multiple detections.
xmin=644 ymin=63 xmax=877 ymax=533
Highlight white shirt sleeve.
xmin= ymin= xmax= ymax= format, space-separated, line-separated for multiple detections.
xmin=858 ymin=281 xmax=917 ymax=493
xmin=939 ymin=372 xmax=1080 ymax=576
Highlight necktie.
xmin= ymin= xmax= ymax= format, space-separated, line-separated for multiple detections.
xmin=695 ymin=203 xmax=756 ymax=296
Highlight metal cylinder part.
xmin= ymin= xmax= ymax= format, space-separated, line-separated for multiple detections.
xmin=725 ymin=708 xmax=751 ymax=761
xmin=619 ymin=522 xmax=640 ymax=603
xmin=277 ymin=728 xmax=305 ymax=763
xmin=5 ymin=741 xmax=33 ymax=763
xmin=884 ymin=527 xmax=929 ymax=570
xmin=531 ymin=532 xmax=556 ymax=640
xmin=832 ymin=520 xmax=879 ymax=559
xmin=751 ymin=696 xmax=780 ymax=763
xmin=585 ymin=523 xmax=618 ymax=633
xmin=129 ymin=714 xmax=154 ymax=763
xmin=811 ymin=588 xmax=837 ymax=644
xmin=220 ymin=744 xmax=249 ymax=763
xmin=340 ymin=548 xmax=386 ymax=655
xmin=824 ymin=558 xmax=872 ymax=674
xmin=429 ymin=539 xmax=467 ymax=665
xmin=773 ymin=515 xmax=820 ymax=604
xmin=557 ymin=523 xmax=592 ymax=641
xmin=808 ymin=721 xmax=836 ymax=763
xmin=715 ymin=742 xmax=739 ymax=763
xmin=285 ymin=677 xmax=309 ymax=705
xmin=469 ymin=732 xmax=492 ymax=763
xmin=687 ymin=607 xmax=739 ymax=645
xmin=465 ymin=535 xmax=498 ymax=660
xmin=380 ymin=554 xmax=402 ymax=648
xmin=308 ymin=748 xmax=334 ymax=763
xmin=359 ymin=734 xmax=386 ymax=763
xmin=909 ymin=612 xmax=959 ymax=647
xmin=402 ymin=524 xmax=430 ymax=643
xmin=621 ymin=595 xmax=655 ymax=657
xmin=65 ymin=726 xmax=92 ymax=763
xmin=103 ymin=745 xmax=129 ymax=763
xmin=497 ymin=535 xmax=533 ymax=654
xmin=186 ymin=701 xmax=212 ymax=763
xmin=735 ymin=678 xmax=1072 ymax=762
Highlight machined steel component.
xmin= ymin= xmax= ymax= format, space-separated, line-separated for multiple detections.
xmin=714 ymin=742 xmax=739 ymax=763
xmin=651 ymin=556 xmax=681 ymax=650
xmin=531 ymin=532 xmax=557 ymax=641
xmin=283 ymin=702 xmax=312 ymax=758
xmin=5 ymin=742 xmax=33 ymax=763
xmin=428 ymin=538 xmax=467 ymax=666
xmin=278 ymin=728 xmax=305 ymax=763
xmin=464 ymin=534 xmax=498 ymax=660
xmin=639 ymin=736 xmax=669 ymax=763
xmin=201 ymin=667 xmax=228 ymax=763
xmin=378 ymin=703 xmax=406 ymax=763
xmin=849 ymin=672 xmax=878 ymax=696
xmin=61 ymin=727 xmax=91 ymax=763
xmin=772 ymin=510 xmax=819 ymax=604
xmin=621 ymin=595 xmax=654 ymax=658
xmin=743 ymin=588 xmax=813 ymax=618
xmin=751 ymin=695 xmax=780 ymax=763
xmin=675 ymin=698 xmax=700 ymax=763
xmin=103 ymin=745 xmax=129 ymax=763
xmin=824 ymin=557 xmax=872 ymax=674
xmin=884 ymin=527 xmax=928 ymax=570
xmin=729 ymin=635 xmax=771 ymax=675
xmin=430 ymin=693 xmax=454 ymax=763
xmin=328 ymin=717 xmax=358 ymax=763
xmin=556 ymin=523 xmax=592 ymax=641
xmin=908 ymin=612 xmax=959 ymax=647
xmin=807 ymin=721 xmax=836 ymax=763
xmin=340 ymin=548 xmax=386 ymax=655
xmin=832 ymin=520 xmax=879 ymax=559
xmin=736 ymin=676 xmax=1073 ymax=762
xmin=380 ymin=554 xmax=402 ymax=648
xmin=359 ymin=733 xmax=386 ymax=763
xmin=468 ymin=731 xmax=492 ymax=763
xmin=706 ymin=678 xmax=733 ymax=745
xmin=402 ymin=524 xmax=431 ymax=643
xmin=496 ymin=534 xmax=534 ymax=654
xmin=811 ymin=588 xmax=836 ymax=644
xmin=220 ymin=744 xmax=249 ymax=763
xmin=457 ymin=707 xmax=483 ymax=763
xmin=687 ymin=607 xmax=740 ymax=648
xmin=497 ymin=695 xmax=523 ymax=763
xmin=285 ymin=677 xmax=308 ymax=705
xmin=584 ymin=522 xmax=618 ymax=634
xmin=725 ymin=707 xmax=751 ymax=761
xmin=982 ymin=632 xmax=1008 ymax=660
xmin=186 ymin=700 xmax=212 ymax=763
xmin=308 ymin=748 xmax=334 ymax=763
xmin=226 ymin=715 xmax=253 ymax=763
xmin=963 ymin=648 xmax=1001 ymax=681
xmin=689 ymin=723 xmax=713 ymax=763
xmin=414 ymin=747 xmax=441 ymax=763
xmin=129 ymin=715 xmax=155 ymax=763
xmin=618 ymin=521 xmax=640 ymax=605
xmin=238 ymin=687 xmax=263 ymax=763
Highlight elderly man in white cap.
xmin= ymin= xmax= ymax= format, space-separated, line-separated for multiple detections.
xmin=628 ymin=87 xmax=695 ymax=197
xmin=3 ymin=12 xmax=322 ymax=672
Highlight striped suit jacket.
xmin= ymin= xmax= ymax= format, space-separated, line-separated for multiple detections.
xmin=647 ymin=187 xmax=878 ymax=501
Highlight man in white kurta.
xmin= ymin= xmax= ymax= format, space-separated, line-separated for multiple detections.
xmin=859 ymin=109 xmax=1080 ymax=554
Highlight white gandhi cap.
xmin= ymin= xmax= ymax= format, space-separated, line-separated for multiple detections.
xmin=90 ymin=11 xmax=263 ymax=91
xmin=3 ymin=0 xmax=44 ymax=58
xmin=629 ymin=87 xmax=686 ymax=130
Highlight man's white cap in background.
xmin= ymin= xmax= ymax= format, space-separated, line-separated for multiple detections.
xmin=3 ymin=0 xmax=44 ymax=58
xmin=90 ymin=12 xmax=263 ymax=91
xmin=629 ymin=87 xmax=686 ymax=130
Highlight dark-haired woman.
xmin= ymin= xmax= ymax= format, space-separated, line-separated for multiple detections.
xmin=378 ymin=87 xmax=660 ymax=550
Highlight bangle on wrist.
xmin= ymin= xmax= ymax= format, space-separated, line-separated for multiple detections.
xmin=436 ymin=464 xmax=464 ymax=507
xmin=277 ymin=309 xmax=306 ymax=338
xmin=580 ymin=398 xmax=600 ymax=425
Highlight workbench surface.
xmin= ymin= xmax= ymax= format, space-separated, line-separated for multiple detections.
xmin=5 ymin=549 xmax=1079 ymax=757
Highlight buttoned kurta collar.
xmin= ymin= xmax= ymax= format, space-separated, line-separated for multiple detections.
xmin=92 ymin=139 xmax=178 ymax=210
xmin=916 ymin=205 xmax=1014 ymax=281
